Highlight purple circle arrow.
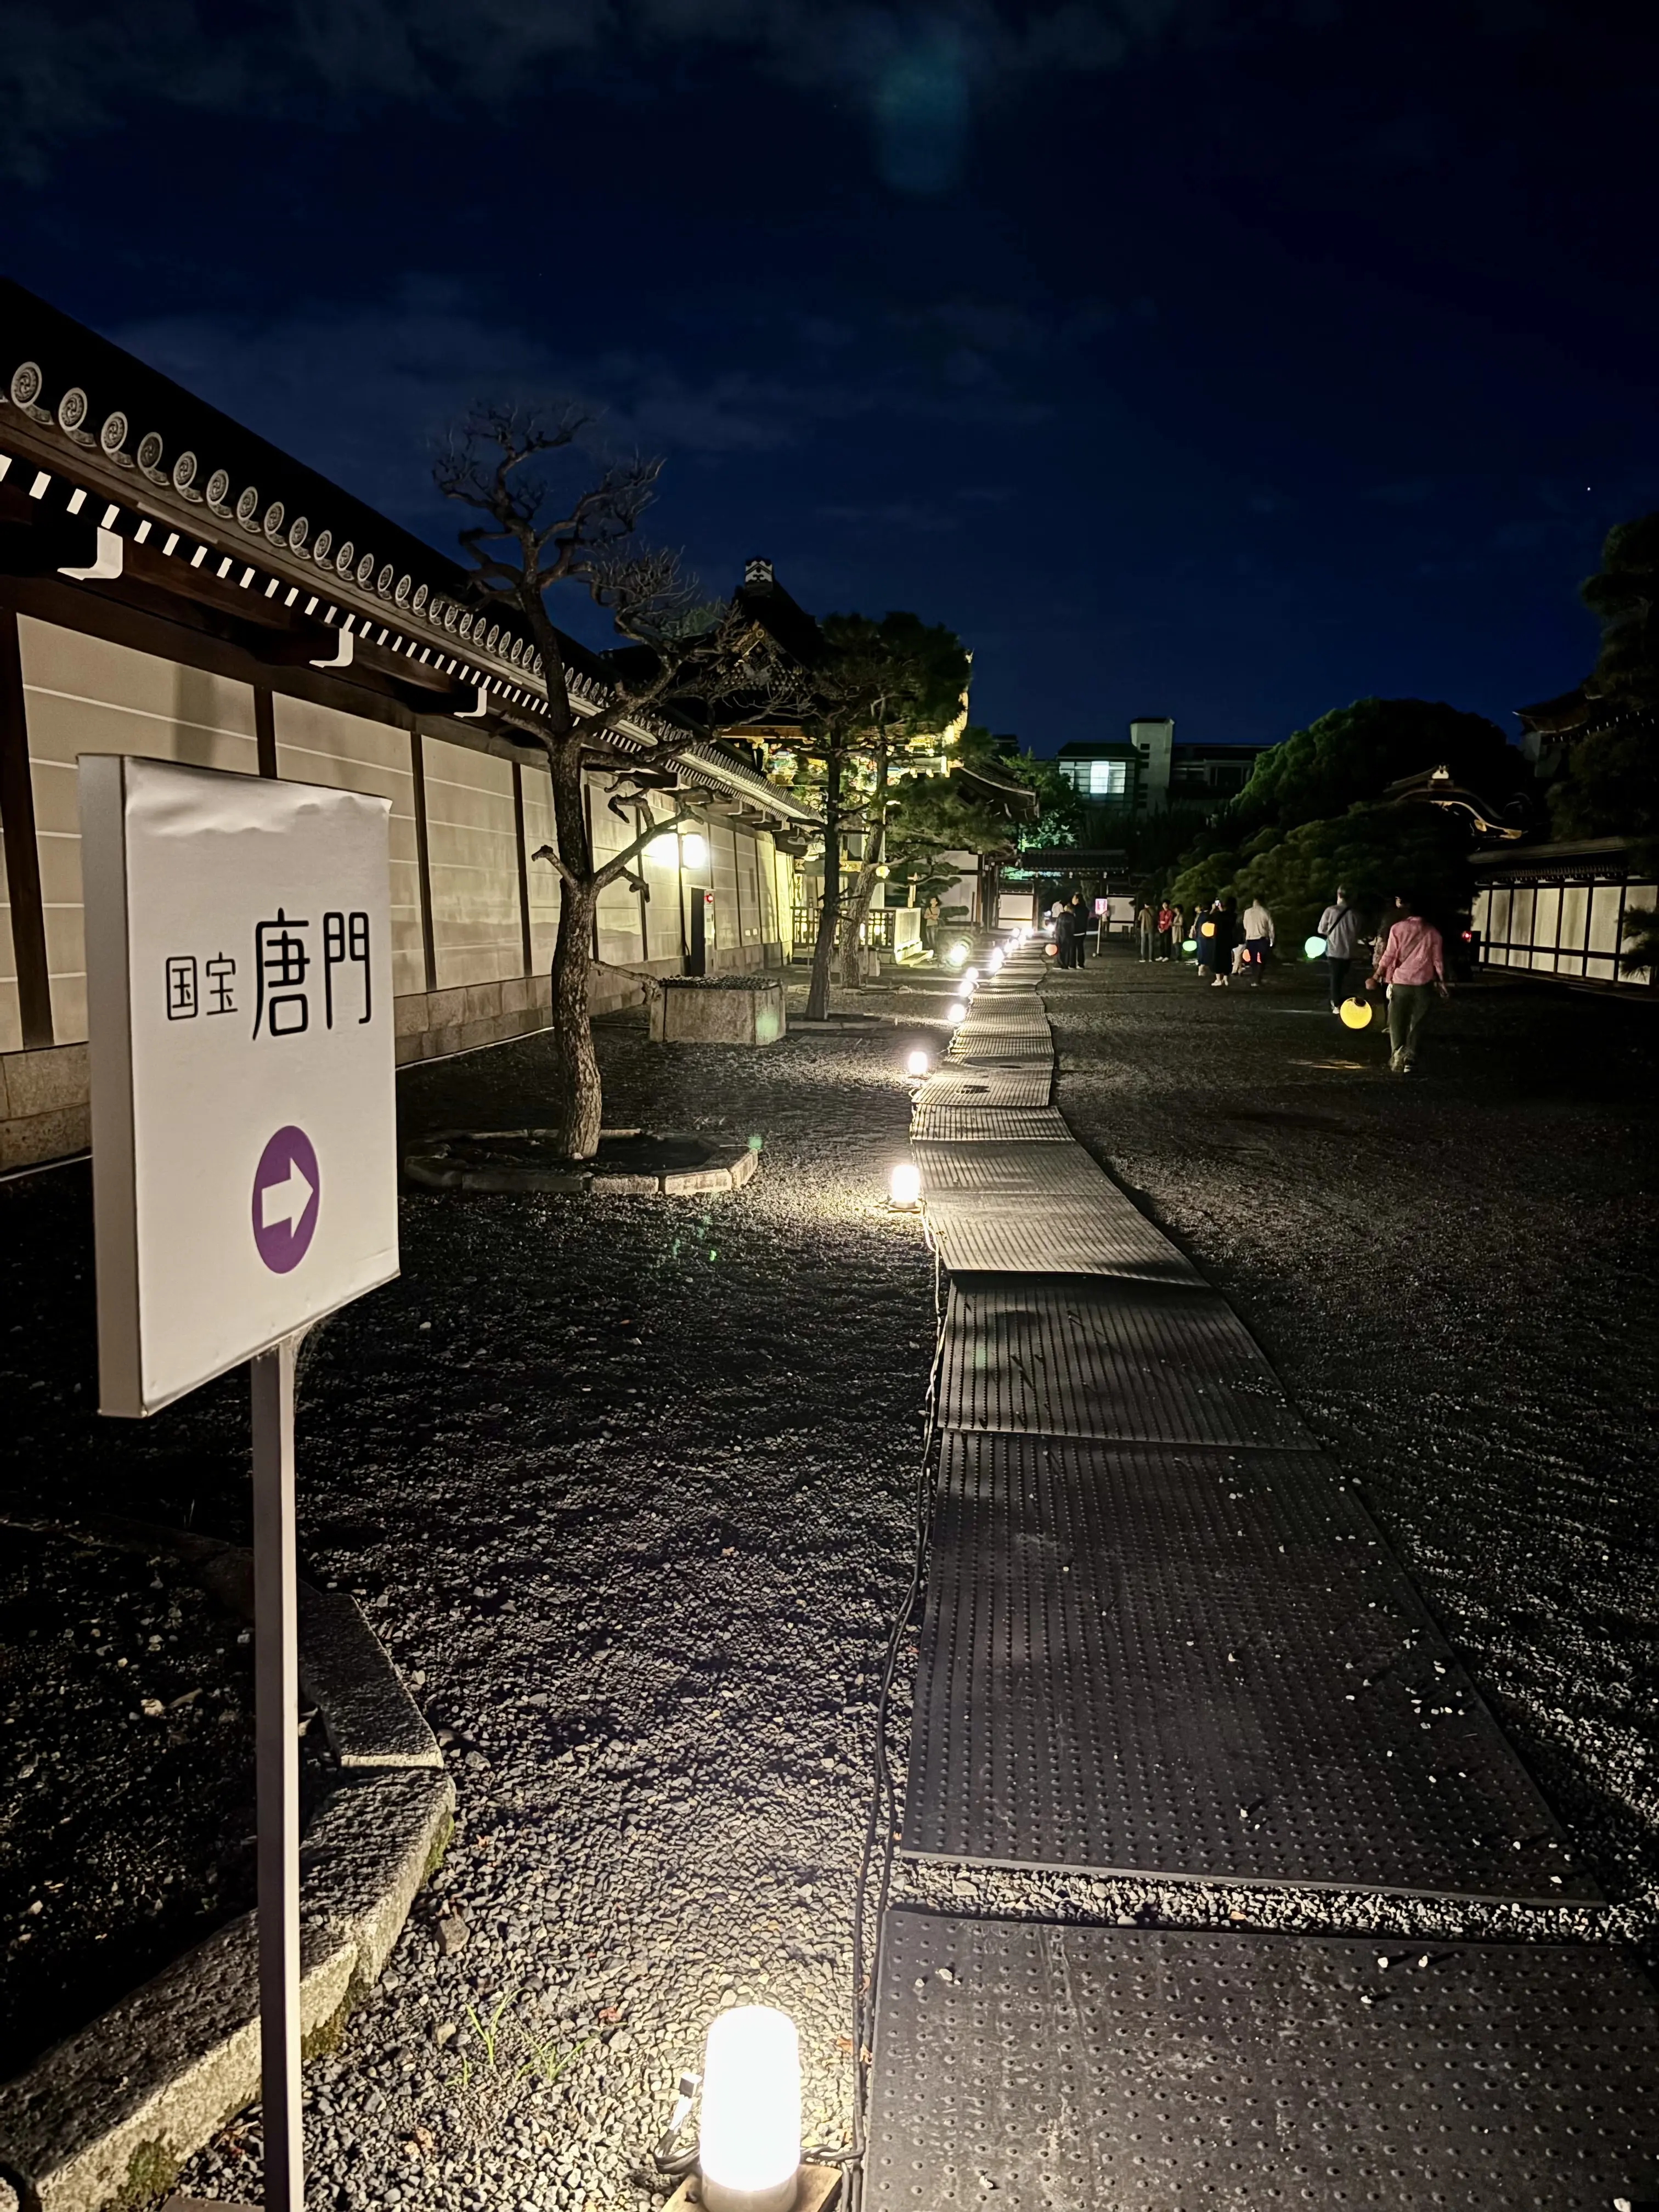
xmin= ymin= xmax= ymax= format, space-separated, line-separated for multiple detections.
xmin=252 ymin=1125 xmax=320 ymax=1274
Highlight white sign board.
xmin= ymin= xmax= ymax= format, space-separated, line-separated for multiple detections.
xmin=81 ymin=754 xmax=399 ymax=1416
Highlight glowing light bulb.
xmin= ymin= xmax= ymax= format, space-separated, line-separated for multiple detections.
xmin=945 ymin=941 xmax=968 ymax=967
xmin=1304 ymin=933 xmax=1327 ymax=960
xmin=890 ymin=1161 xmax=922 ymax=1209
xmin=986 ymin=951 xmax=1003 ymax=972
xmin=963 ymin=966 xmax=979 ymax=988
xmin=680 ymin=832 xmax=709 ymax=870
xmin=699 ymin=2006 xmax=801 ymax=2212
xmin=945 ymin=999 xmax=967 ymax=1023
xmin=906 ymin=1049 xmax=930 ymax=1076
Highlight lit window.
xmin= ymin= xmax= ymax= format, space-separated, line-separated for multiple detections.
xmin=1087 ymin=760 xmax=1128 ymax=797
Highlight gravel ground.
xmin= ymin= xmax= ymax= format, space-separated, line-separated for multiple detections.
xmin=0 ymin=1528 xmax=258 ymax=2078
xmin=3 ymin=955 xmax=1653 ymax=2202
xmin=1 ymin=991 xmax=946 ymax=2208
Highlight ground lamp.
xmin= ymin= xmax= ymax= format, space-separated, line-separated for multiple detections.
xmin=945 ymin=940 xmax=969 ymax=967
xmin=1304 ymin=933 xmax=1327 ymax=960
xmin=906 ymin=1048 xmax=930 ymax=1077
xmin=987 ymin=951 xmax=1003 ymax=972
xmin=890 ymin=1160 xmax=922 ymax=1209
xmin=963 ymin=966 xmax=979 ymax=988
xmin=698 ymin=2006 xmax=802 ymax=2212
xmin=681 ymin=831 xmax=710 ymax=870
xmin=1340 ymin=996 xmax=1375 ymax=1030
xmin=945 ymin=999 xmax=967 ymax=1023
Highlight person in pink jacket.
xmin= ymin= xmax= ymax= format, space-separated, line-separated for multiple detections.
xmin=1367 ymin=893 xmax=1451 ymax=1073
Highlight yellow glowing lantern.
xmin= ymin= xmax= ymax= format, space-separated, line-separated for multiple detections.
xmin=1339 ymin=996 xmax=1374 ymax=1030
xmin=890 ymin=1161 xmax=922 ymax=1209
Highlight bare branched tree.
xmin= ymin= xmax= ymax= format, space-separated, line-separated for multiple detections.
xmin=434 ymin=403 xmax=789 ymax=1157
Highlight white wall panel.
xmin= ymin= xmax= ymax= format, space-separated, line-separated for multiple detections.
xmin=422 ymin=736 xmax=522 ymax=990
xmin=712 ymin=822 xmax=739 ymax=951
xmin=19 ymin=617 xmax=258 ymax=1043
xmin=0 ymin=828 xmax=20 ymax=1054
xmin=734 ymin=827 xmax=763 ymax=949
xmin=641 ymin=797 xmax=684 ymax=963
xmin=520 ymin=763 xmax=562 ymax=974
xmin=274 ymin=695 xmax=425 ymax=998
xmin=590 ymin=782 xmax=647 ymax=971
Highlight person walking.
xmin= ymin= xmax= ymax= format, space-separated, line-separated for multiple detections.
xmin=1195 ymin=897 xmax=1237 ymax=988
xmin=1170 ymin=905 xmax=1188 ymax=961
xmin=1317 ymin=885 xmax=1363 ymax=1012
xmin=1367 ymin=893 xmax=1449 ymax=1073
xmin=1240 ymin=894 xmax=1274 ymax=987
xmin=1053 ymin=899 xmax=1077 ymax=970
xmin=1068 ymin=890 xmax=1092 ymax=965
xmin=1156 ymin=899 xmax=1176 ymax=960
xmin=1136 ymin=897 xmax=1158 ymax=962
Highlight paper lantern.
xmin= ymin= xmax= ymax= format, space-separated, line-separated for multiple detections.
xmin=1304 ymin=933 xmax=1327 ymax=960
xmin=1339 ymin=996 xmax=1374 ymax=1030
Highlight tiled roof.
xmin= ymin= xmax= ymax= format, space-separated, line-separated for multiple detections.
xmin=0 ymin=279 xmax=818 ymax=826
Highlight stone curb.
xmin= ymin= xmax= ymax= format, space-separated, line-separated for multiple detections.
xmin=0 ymin=1515 xmax=454 ymax=2212
xmin=0 ymin=1512 xmax=442 ymax=1775
xmin=402 ymin=1133 xmax=761 ymax=1198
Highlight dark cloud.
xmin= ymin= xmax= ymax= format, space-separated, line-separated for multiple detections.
xmin=0 ymin=1 xmax=1209 ymax=184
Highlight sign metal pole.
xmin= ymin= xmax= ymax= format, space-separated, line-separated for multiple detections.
xmin=252 ymin=1335 xmax=304 ymax=2212
xmin=81 ymin=754 xmax=399 ymax=2212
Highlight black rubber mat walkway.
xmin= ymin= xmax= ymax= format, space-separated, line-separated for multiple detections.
xmin=873 ymin=938 xmax=1656 ymax=2203
xmin=902 ymin=1429 xmax=1592 ymax=1899
xmin=866 ymin=1911 xmax=1659 ymax=2210
xmin=936 ymin=1279 xmax=1312 ymax=1446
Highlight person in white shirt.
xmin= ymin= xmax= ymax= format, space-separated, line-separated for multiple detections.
xmin=1240 ymin=896 xmax=1274 ymax=988
xmin=1317 ymin=887 xmax=1363 ymax=1011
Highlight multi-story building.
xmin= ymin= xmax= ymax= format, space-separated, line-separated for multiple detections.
xmin=1054 ymin=718 xmax=1271 ymax=814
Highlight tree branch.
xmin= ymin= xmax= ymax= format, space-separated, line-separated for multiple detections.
xmin=595 ymin=804 xmax=699 ymax=889
xmin=529 ymin=841 xmax=578 ymax=889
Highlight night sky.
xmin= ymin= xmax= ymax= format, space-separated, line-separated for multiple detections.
xmin=4 ymin=3 xmax=1654 ymax=753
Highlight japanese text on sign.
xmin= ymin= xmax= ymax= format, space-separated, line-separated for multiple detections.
xmin=163 ymin=910 xmax=373 ymax=1036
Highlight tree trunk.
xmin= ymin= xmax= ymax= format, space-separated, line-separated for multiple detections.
xmin=839 ymin=859 xmax=880 ymax=989
xmin=805 ymin=746 xmax=843 ymax=1022
xmin=545 ymin=736 xmax=605 ymax=1159
xmin=838 ymin=753 xmax=888 ymax=991
xmin=978 ymin=855 xmax=1003 ymax=930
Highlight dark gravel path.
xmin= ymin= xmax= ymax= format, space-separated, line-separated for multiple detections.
xmin=1037 ymin=946 xmax=1659 ymax=1943
xmin=0 ymin=1530 xmax=257 ymax=2078
xmin=2 ymin=999 xmax=943 ymax=2209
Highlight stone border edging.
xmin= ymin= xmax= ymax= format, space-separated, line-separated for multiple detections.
xmin=403 ymin=1131 xmax=761 ymax=1197
xmin=0 ymin=1511 xmax=455 ymax=2212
